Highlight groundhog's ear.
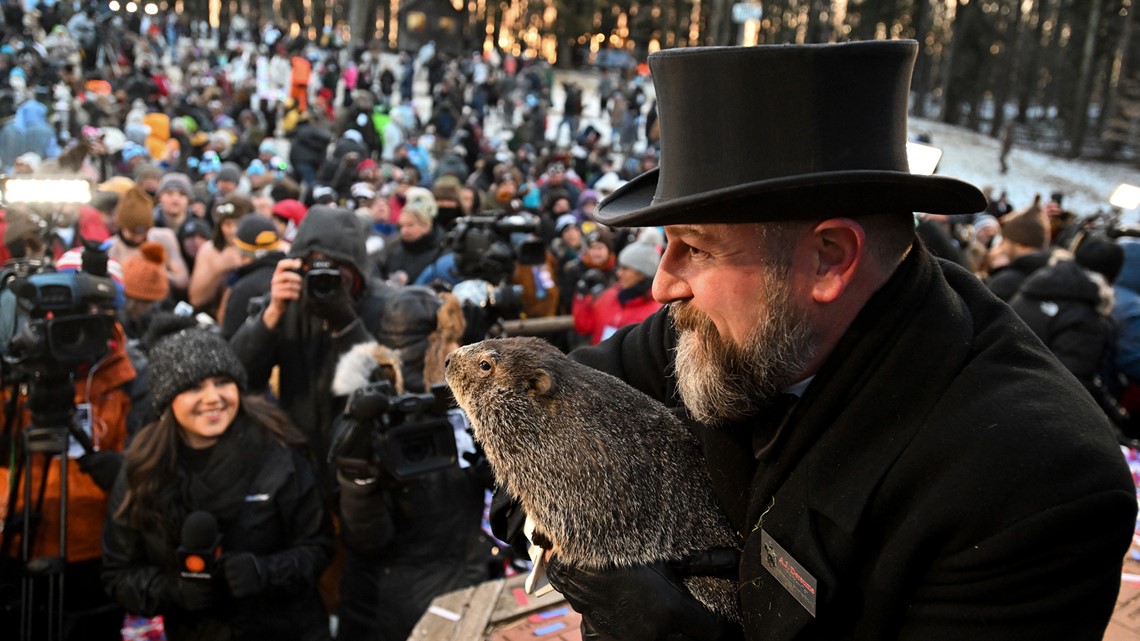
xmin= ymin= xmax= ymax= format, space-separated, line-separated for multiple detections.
xmin=530 ymin=369 xmax=553 ymax=397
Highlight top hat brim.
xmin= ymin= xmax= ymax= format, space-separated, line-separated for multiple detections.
xmin=594 ymin=168 xmax=987 ymax=227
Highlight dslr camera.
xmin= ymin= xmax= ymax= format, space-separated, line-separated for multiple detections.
xmin=331 ymin=381 xmax=459 ymax=482
xmin=294 ymin=257 xmax=344 ymax=302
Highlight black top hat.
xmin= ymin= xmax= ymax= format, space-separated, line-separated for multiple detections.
xmin=595 ymin=40 xmax=986 ymax=227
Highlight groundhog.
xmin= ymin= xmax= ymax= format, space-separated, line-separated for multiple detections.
xmin=445 ymin=336 xmax=741 ymax=622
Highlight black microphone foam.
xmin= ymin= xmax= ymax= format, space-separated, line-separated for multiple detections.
xmin=181 ymin=511 xmax=218 ymax=550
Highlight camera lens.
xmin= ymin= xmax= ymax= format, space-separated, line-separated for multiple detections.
xmin=305 ymin=270 xmax=342 ymax=298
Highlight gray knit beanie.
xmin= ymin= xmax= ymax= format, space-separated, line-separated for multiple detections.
xmin=149 ymin=328 xmax=247 ymax=412
xmin=618 ymin=242 xmax=661 ymax=279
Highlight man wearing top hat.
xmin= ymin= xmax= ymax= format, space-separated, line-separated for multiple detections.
xmin=496 ymin=41 xmax=1137 ymax=639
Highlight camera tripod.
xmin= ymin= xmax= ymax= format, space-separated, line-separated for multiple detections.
xmin=2 ymin=368 xmax=92 ymax=641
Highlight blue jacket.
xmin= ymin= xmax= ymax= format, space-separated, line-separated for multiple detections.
xmin=0 ymin=100 xmax=61 ymax=171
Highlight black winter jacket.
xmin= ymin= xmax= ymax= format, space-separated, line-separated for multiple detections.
xmin=289 ymin=123 xmax=333 ymax=168
xmin=373 ymin=226 xmax=446 ymax=284
xmin=230 ymin=207 xmax=392 ymax=501
xmin=102 ymin=416 xmax=335 ymax=641
xmin=1010 ymin=258 xmax=1114 ymax=385
xmin=986 ymin=249 xmax=1051 ymax=301
xmin=221 ymin=251 xmax=285 ymax=339
xmin=570 ymin=244 xmax=1135 ymax=640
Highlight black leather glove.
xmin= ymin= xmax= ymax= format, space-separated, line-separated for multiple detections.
xmin=220 ymin=552 xmax=267 ymax=599
xmin=176 ymin=577 xmax=216 ymax=611
xmin=546 ymin=554 xmax=743 ymax=641
xmin=77 ymin=450 xmax=123 ymax=491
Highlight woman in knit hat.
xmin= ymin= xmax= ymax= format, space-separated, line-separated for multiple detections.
xmin=374 ymin=186 xmax=445 ymax=285
xmin=108 ymin=186 xmax=191 ymax=295
xmin=102 ymin=328 xmax=334 ymax=641
xmin=986 ymin=195 xmax=1053 ymax=302
xmin=118 ymin=241 xmax=170 ymax=340
xmin=572 ymin=241 xmax=663 ymax=345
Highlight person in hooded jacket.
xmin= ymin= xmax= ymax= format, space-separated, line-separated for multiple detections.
xmin=0 ymin=99 xmax=62 ymax=171
xmin=289 ymin=115 xmax=333 ymax=187
xmin=229 ymin=206 xmax=391 ymax=503
xmin=329 ymin=286 xmax=494 ymax=641
xmin=102 ymin=328 xmax=334 ymax=641
xmin=1011 ymin=237 xmax=1129 ymax=431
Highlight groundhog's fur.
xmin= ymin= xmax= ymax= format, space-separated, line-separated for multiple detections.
xmin=445 ymin=336 xmax=740 ymax=622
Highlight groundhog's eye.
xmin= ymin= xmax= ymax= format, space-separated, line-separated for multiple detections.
xmin=479 ymin=359 xmax=493 ymax=371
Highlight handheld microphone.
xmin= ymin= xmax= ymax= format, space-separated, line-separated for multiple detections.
xmin=178 ymin=511 xmax=221 ymax=580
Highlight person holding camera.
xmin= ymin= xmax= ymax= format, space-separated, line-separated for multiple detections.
xmin=329 ymin=286 xmax=495 ymax=641
xmin=102 ymin=327 xmax=334 ymax=641
xmin=572 ymin=241 xmax=662 ymax=346
xmin=230 ymin=205 xmax=391 ymax=503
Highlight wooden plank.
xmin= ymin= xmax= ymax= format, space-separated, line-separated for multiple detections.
xmin=451 ymin=579 xmax=507 ymax=641
xmin=489 ymin=576 xmax=571 ymax=625
xmin=408 ymin=584 xmax=479 ymax=641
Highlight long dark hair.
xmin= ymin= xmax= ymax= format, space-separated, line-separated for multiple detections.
xmin=116 ymin=394 xmax=305 ymax=531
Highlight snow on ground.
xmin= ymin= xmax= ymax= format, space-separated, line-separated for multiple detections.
xmin=910 ymin=118 xmax=1140 ymax=220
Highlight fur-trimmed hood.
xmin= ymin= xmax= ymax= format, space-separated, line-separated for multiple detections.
xmin=333 ymin=289 xmax=465 ymax=395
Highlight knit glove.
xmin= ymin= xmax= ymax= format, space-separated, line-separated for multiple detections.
xmin=220 ymin=552 xmax=267 ymax=599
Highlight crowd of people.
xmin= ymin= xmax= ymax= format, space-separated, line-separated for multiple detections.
xmin=0 ymin=6 xmax=1134 ymax=641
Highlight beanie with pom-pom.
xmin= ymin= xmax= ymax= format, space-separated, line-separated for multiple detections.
xmin=122 ymin=241 xmax=169 ymax=302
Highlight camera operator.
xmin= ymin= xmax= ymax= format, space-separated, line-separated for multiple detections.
xmin=0 ymin=239 xmax=139 ymax=640
xmin=229 ymin=206 xmax=392 ymax=504
xmin=329 ymin=286 xmax=496 ymax=641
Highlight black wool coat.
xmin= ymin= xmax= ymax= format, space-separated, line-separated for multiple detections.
xmin=574 ymin=244 xmax=1136 ymax=640
xmin=102 ymin=416 xmax=335 ymax=641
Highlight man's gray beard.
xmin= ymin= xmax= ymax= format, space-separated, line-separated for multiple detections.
xmin=671 ymin=280 xmax=817 ymax=426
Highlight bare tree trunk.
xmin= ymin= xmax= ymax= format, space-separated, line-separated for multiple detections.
xmin=1099 ymin=0 xmax=1136 ymax=158
xmin=910 ymin=0 xmax=934 ymax=118
xmin=707 ymin=0 xmax=735 ymax=46
xmin=348 ymin=0 xmax=370 ymax=46
xmin=939 ymin=0 xmax=972 ymax=124
xmin=1067 ymin=0 xmax=1105 ymax=158
xmin=989 ymin=0 xmax=1026 ymax=137
xmin=1016 ymin=0 xmax=1044 ymax=123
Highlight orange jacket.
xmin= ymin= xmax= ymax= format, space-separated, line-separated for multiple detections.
xmin=0 ymin=326 xmax=136 ymax=562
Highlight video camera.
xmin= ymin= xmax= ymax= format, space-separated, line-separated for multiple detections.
xmin=331 ymin=380 xmax=459 ymax=482
xmin=2 ymin=241 xmax=117 ymax=370
xmin=447 ymin=211 xmax=544 ymax=336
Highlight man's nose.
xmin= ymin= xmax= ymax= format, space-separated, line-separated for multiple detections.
xmin=652 ymin=251 xmax=690 ymax=304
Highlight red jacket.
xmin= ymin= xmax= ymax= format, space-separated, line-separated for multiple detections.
xmin=572 ymin=285 xmax=662 ymax=345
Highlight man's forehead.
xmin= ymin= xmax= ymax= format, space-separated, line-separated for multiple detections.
xmin=664 ymin=223 xmax=755 ymax=242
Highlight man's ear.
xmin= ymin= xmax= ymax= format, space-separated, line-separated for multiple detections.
xmin=809 ymin=219 xmax=865 ymax=304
